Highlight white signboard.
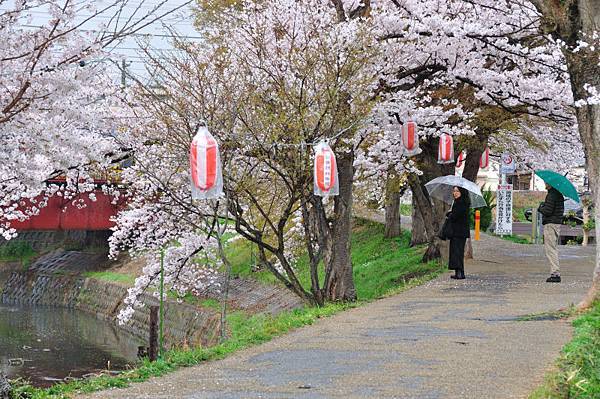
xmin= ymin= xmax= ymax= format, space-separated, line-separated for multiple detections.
xmin=496 ymin=184 xmax=513 ymax=235
xmin=500 ymin=153 xmax=516 ymax=174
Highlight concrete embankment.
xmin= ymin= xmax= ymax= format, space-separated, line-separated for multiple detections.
xmin=0 ymin=246 xmax=304 ymax=350
xmin=0 ymin=250 xmax=221 ymax=349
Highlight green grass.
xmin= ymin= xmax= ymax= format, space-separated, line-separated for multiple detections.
xmin=529 ymin=301 xmax=600 ymax=399
xmin=226 ymin=218 xmax=441 ymax=301
xmin=225 ymin=238 xmax=279 ymax=285
xmin=513 ymin=206 xmax=530 ymax=222
xmin=350 ymin=219 xmax=441 ymax=300
xmin=400 ymin=203 xmax=412 ymax=216
xmin=0 ymin=240 xmax=37 ymax=268
xmin=497 ymin=234 xmax=532 ymax=245
xmin=11 ymin=218 xmax=442 ymax=398
xmin=83 ymin=271 xmax=136 ymax=286
xmin=168 ymin=291 xmax=222 ymax=310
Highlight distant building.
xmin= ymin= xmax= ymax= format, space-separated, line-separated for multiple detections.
xmin=457 ymin=160 xmax=587 ymax=192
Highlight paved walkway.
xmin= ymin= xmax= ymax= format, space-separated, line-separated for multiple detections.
xmin=83 ymin=235 xmax=596 ymax=399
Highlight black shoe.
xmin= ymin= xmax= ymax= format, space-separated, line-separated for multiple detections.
xmin=546 ymin=275 xmax=561 ymax=283
xmin=451 ymin=270 xmax=465 ymax=280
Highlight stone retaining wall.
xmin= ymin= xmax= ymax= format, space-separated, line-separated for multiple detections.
xmin=197 ymin=275 xmax=304 ymax=315
xmin=77 ymin=279 xmax=220 ymax=349
xmin=0 ymin=252 xmax=220 ymax=349
xmin=1 ymin=248 xmax=305 ymax=350
xmin=0 ymin=260 xmax=19 ymax=280
xmin=0 ymin=230 xmax=111 ymax=252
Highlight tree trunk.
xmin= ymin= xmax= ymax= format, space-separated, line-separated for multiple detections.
xmin=384 ymin=173 xmax=402 ymax=238
xmin=410 ymin=194 xmax=428 ymax=246
xmin=582 ymin=195 xmax=591 ymax=246
xmin=556 ymin=3 xmax=600 ymax=307
xmin=534 ymin=0 xmax=600 ymax=309
xmin=408 ymin=137 xmax=453 ymax=260
xmin=0 ymin=372 xmax=10 ymax=399
xmin=461 ymin=146 xmax=483 ymax=183
xmin=574 ymin=101 xmax=600 ymax=308
xmin=578 ymin=186 xmax=600 ymax=309
xmin=301 ymin=197 xmax=328 ymax=306
xmin=408 ymin=174 xmax=445 ymax=261
xmin=324 ymin=150 xmax=357 ymax=301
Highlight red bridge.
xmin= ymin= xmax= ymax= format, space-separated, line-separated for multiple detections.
xmin=10 ymin=180 xmax=125 ymax=231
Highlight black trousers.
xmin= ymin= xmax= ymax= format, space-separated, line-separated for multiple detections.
xmin=449 ymin=237 xmax=467 ymax=271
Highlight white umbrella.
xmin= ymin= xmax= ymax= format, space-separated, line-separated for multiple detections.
xmin=425 ymin=175 xmax=486 ymax=208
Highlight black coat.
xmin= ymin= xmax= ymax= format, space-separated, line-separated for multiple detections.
xmin=448 ymin=198 xmax=470 ymax=238
xmin=538 ymin=188 xmax=564 ymax=225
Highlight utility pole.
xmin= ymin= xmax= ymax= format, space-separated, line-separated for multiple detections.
xmin=121 ymin=59 xmax=127 ymax=88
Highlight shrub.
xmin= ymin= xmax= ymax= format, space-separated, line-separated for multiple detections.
xmin=0 ymin=241 xmax=35 ymax=261
xmin=469 ymin=185 xmax=496 ymax=232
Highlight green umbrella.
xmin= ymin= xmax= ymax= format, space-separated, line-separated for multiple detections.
xmin=534 ymin=170 xmax=580 ymax=202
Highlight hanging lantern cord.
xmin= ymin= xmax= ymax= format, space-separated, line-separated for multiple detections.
xmin=193 ymin=119 xmax=207 ymax=133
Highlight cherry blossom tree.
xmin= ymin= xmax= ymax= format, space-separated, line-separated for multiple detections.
xmin=364 ymin=0 xmax=581 ymax=259
xmin=524 ymin=0 xmax=599 ymax=308
xmin=111 ymin=0 xmax=591 ymax=317
xmin=109 ymin=0 xmax=379 ymax=313
xmin=0 ymin=0 xmax=192 ymax=239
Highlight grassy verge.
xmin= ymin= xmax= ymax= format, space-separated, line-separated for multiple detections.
xmin=0 ymin=241 xmax=37 ymax=268
xmin=350 ymin=219 xmax=441 ymax=299
xmin=83 ymin=271 xmax=136 ymax=286
xmin=529 ymin=301 xmax=600 ymax=399
xmin=496 ymin=234 xmax=532 ymax=245
xmin=227 ymin=218 xmax=441 ymax=299
xmin=11 ymin=218 xmax=443 ymax=398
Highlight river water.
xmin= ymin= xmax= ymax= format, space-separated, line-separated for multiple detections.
xmin=0 ymin=304 xmax=144 ymax=387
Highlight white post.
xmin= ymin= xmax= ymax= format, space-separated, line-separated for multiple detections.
xmin=500 ymin=172 xmax=506 ymax=237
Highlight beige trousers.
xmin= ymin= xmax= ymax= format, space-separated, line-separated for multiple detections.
xmin=543 ymin=223 xmax=561 ymax=275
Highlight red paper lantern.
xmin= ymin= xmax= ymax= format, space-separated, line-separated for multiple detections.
xmin=479 ymin=147 xmax=490 ymax=169
xmin=437 ymin=133 xmax=454 ymax=164
xmin=314 ymin=142 xmax=338 ymax=196
xmin=456 ymin=151 xmax=466 ymax=168
xmin=402 ymin=121 xmax=421 ymax=156
xmin=190 ymin=127 xmax=223 ymax=199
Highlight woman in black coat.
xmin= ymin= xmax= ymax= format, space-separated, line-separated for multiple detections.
xmin=447 ymin=186 xmax=470 ymax=279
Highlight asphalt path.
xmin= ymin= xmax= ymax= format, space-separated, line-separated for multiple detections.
xmin=82 ymin=233 xmax=596 ymax=399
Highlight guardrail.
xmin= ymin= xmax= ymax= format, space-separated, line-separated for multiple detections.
xmin=512 ymin=222 xmax=595 ymax=237
xmin=511 ymin=222 xmax=595 ymax=245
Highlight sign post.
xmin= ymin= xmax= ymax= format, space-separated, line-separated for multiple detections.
xmin=500 ymin=152 xmax=516 ymax=175
xmin=531 ymin=210 xmax=538 ymax=243
xmin=496 ymin=182 xmax=513 ymax=236
xmin=496 ymin=153 xmax=516 ymax=236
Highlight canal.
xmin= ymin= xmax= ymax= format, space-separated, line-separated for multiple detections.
xmin=0 ymin=304 xmax=143 ymax=387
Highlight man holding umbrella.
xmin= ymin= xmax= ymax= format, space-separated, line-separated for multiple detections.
xmin=538 ymin=183 xmax=564 ymax=282
xmin=535 ymin=170 xmax=581 ymax=283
